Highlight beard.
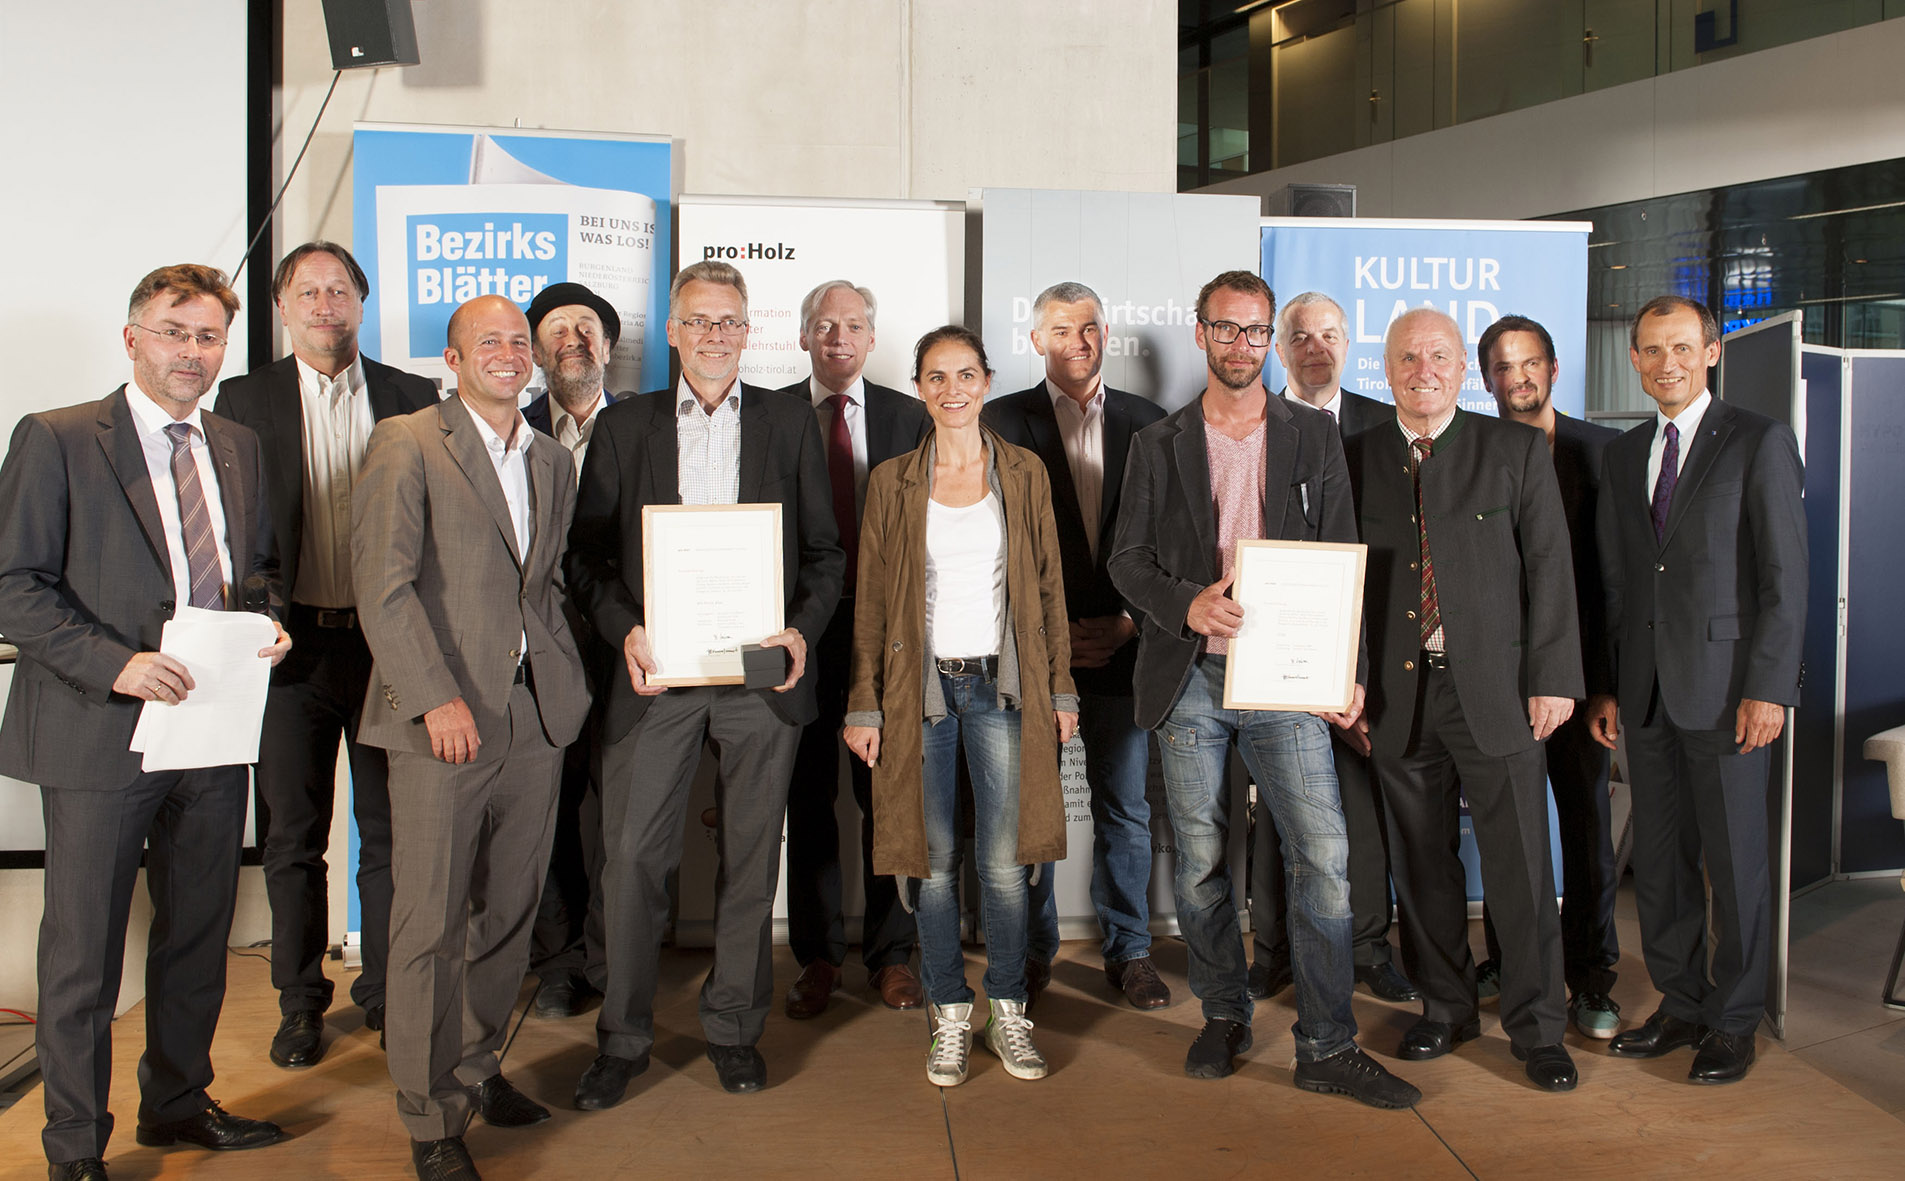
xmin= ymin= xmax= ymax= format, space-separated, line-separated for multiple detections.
xmin=1209 ymin=350 xmax=1265 ymax=391
xmin=545 ymin=351 xmax=607 ymax=412
xmin=1504 ymin=384 xmax=1548 ymax=414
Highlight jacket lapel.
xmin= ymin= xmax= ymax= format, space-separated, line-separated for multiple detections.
xmin=1659 ymin=401 xmax=1731 ymax=549
xmin=738 ymin=384 xmax=770 ymax=503
xmin=525 ymin=436 xmax=558 ymax=578
xmin=1171 ymin=408 xmax=1218 ymax=580
xmin=438 ymin=397 xmax=524 ymax=568
xmin=645 ymin=394 xmax=681 ymax=506
xmin=97 ymin=387 xmax=171 ymax=576
xmin=1261 ymin=397 xmax=1297 ymax=539
xmin=203 ymin=417 xmax=250 ymax=588
xmin=1099 ymin=393 xmax=1136 ymax=547
xmin=1023 ymin=388 xmax=1086 ymax=538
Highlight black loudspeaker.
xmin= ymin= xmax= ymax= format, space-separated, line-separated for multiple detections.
xmin=1264 ymin=183 xmax=1357 ymax=218
xmin=320 ymin=0 xmax=421 ymax=70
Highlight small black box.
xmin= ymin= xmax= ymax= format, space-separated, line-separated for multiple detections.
xmin=741 ymin=643 xmax=789 ymax=690
xmin=320 ymin=0 xmax=421 ymax=71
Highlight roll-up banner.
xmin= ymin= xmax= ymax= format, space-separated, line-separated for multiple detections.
xmin=351 ymin=123 xmax=678 ymax=395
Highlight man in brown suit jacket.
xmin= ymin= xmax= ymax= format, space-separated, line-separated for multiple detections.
xmin=353 ymin=295 xmax=590 ymax=1181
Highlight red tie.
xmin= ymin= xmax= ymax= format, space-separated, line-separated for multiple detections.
xmin=824 ymin=394 xmax=858 ymax=590
xmin=1412 ymin=436 xmax=1438 ymax=649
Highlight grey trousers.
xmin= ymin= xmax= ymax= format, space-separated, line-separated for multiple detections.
xmin=385 ymin=682 xmax=563 ymax=1142
xmin=596 ymin=685 xmax=800 ymax=1059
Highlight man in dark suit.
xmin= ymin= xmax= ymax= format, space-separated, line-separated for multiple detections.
xmin=565 ymin=261 xmax=844 ymax=1107
xmin=1249 ymin=290 xmax=1414 ymax=1005
xmin=780 ymin=279 xmax=929 ymax=1019
xmin=984 ymin=281 xmax=1169 ymax=1010
xmin=213 ymin=241 xmax=437 ymax=1069
xmin=1 ymin=264 xmax=292 ymax=1179
xmin=1589 ymin=296 xmax=1806 ymax=1085
xmin=517 ymin=281 xmax=622 ymax=1020
xmin=1345 ymin=307 xmax=1582 ymax=1092
xmin=1476 ymin=314 xmax=1624 ymax=1040
xmin=354 ymin=295 xmax=591 ymax=1180
xmin=1109 ymin=271 xmax=1417 ymax=1107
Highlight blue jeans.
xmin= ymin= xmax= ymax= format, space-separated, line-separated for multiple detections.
xmin=916 ymin=671 xmax=1028 ymax=1007
xmin=1028 ymin=692 xmax=1154 ymax=965
xmin=1156 ymin=655 xmax=1357 ymax=1062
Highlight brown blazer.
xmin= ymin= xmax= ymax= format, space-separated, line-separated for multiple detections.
xmin=847 ymin=429 xmax=1075 ymax=879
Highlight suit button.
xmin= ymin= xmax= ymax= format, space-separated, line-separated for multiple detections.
xmin=1655 ymin=563 xmax=1666 ymax=572
xmin=1406 ymin=610 xmax=1417 ymax=621
xmin=892 ymin=641 xmax=903 ymax=652
xmin=1646 ymin=621 xmax=1654 ymax=629
xmin=508 ymin=648 xmax=521 ymax=659
xmin=1404 ymin=660 xmax=1416 ymax=671
xmin=1409 ymin=562 xmax=1418 ymax=571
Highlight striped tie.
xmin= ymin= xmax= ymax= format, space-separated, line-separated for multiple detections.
xmin=1412 ymin=436 xmax=1438 ymax=648
xmin=165 ymin=423 xmax=225 ymax=610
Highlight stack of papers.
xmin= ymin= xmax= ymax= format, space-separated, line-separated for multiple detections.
xmin=129 ymin=606 xmax=278 ymax=771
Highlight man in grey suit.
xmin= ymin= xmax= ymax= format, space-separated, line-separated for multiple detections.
xmin=1249 ymin=291 xmax=1414 ymax=1006
xmin=0 ymin=264 xmax=292 ymax=1180
xmin=213 ymin=241 xmax=438 ymax=1068
xmin=1590 ymin=296 xmax=1806 ymax=1085
xmin=1345 ymin=307 xmax=1582 ymax=1092
xmin=353 ymin=294 xmax=590 ymax=1181
xmin=565 ymin=261 xmax=844 ymax=1108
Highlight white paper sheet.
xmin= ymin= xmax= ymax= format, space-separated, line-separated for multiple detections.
xmin=129 ymin=606 xmax=278 ymax=771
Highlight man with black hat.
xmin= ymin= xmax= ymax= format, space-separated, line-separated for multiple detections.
xmin=519 ymin=281 xmax=622 ymax=1018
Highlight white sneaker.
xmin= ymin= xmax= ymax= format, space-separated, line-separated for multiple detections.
xmin=983 ymin=998 xmax=1047 ymax=1079
xmin=926 ymin=1003 xmax=973 ymax=1087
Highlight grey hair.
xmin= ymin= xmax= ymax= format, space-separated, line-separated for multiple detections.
xmin=670 ymin=260 xmax=749 ymax=320
xmin=1275 ymin=291 xmax=1346 ymax=339
xmin=799 ymin=279 xmax=878 ymax=334
xmin=1031 ymin=281 xmax=1106 ymax=330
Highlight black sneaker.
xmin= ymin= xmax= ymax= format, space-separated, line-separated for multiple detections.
xmin=1294 ymin=1045 xmax=1422 ymax=1109
xmin=1185 ymin=1018 xmax=1252 ymax=1079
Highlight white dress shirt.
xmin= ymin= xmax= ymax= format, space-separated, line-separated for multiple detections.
xmin=1647 ymin=389 xmax=1712 ymax=495
xmin=1047 ymin=377 xmax=1106 ymax=557
xmin=809 ymin=374 xmax=869 ymax=517
xmin=293 ymin=354 xmax=373 ymax=607
xmin=467 ymin=403 xmax=533 ymax=654
xmin=551 ymin=388 xmax=606 ymax=487
xmin=677 ymin=377 xmax=743 ymax=506
xmin=125 ymin=383 xmax=235 ymax=606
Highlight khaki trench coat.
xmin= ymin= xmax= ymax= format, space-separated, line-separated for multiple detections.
xmin=847 ymin=429 xmax=1076 ymax=880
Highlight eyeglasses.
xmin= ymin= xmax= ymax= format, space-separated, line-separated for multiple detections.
xmin=1200 ymin=318 xmax=1272 ymax=346
xmin=676 ymin=317 xmax=749 ymax=336
xmin=130 ymin=322 xmax=227 ymax=350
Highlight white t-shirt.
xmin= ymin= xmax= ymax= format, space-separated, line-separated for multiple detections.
xmin=925 ymin=492 xmax=1006 ymax=658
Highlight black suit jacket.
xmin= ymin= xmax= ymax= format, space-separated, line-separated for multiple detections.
xmin=1282 ymin=387 xmax=1397 ymax=442
xmin=565 ymin=383 xmax=846 ymax=739
xmin=0 ymin=387 xmax=278 ymax=789
xmin=1550 ymin=412 xmax=1620 ymax=698
xmin=1109 ymin=392 xmax=1359 ymax=731
xmin=775 ymin=378 xmax=931 ymax=497
xmin=522 ymin=388 xmax=621 ymax=700
xmin=1596 ymin=398 xmax=1806 ymax=729
xmin=213 ymin=353 xmax=438 ymax=602
xmin=984 ymin=380 xmax=1165 ymax=695
xmin=1347 ymin=410 xmax=1583 ymax=759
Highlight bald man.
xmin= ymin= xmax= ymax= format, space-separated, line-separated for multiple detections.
xmin=354 ymin=295 xmax=591 ymax=1180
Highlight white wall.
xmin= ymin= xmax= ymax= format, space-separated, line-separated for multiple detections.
xmin=1202 ymin=18 xmax=1905 ymax=221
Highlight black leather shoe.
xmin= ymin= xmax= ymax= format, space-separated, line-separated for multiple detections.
xmin=1512 ymin=1042 xmax=1579 ymax=1092
xmin=1247 ymin=960 xmax=1292 ymax=1000
xmin=1185 ymin=1018 xmax=1253 ymax=1079
xmin=1608 ymin=1010 xmax=1708 ymax=1059
xmin=706 ymin=1043 xmax=767 ymax=1093
xmin=533 ymin=973 xmax=600 ymax=1019
xmin=363 ymin=1003 xmax=386 ymax=1032
xmin=574 ymin=1052 xmax=649 ymax=1111
xmin=1688 ymin=1030 xmax=1756 ymax=1084
xmin=48 ymin=1159 xmax=108 ymax=1181
xmin=467 ymin=1073 xmax=550 ymax=1127
xmin=1293 ymin=1045 xmax=1422 ymax=1109
xmin=134 ymin=1101 xmax=286 ymax=1151
xmin=268 ymin=1009 xmax=324 ymax=1069
xmin=1356 ymin=961 xmax=1421 ymax=1002
xmin=412 ymin=1136 xmax=481 ymax=1180
xmin=1397 ymin=1017 xmax=1482 ymax=1061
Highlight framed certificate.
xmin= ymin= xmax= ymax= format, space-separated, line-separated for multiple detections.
xmin=641 ymin=504 xmax=785 ymax=686
xmin=1222 ymin=539 xmax=1366 ymax=713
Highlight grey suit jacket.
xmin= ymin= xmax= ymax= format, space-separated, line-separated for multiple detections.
xmin=1347 ymin=410 xmax=1584 ymax=759
xmin=1109 ymin=391 xmax=1360 ymax=731
xmin=0 ymin=387 xmax=277 ymax=789
xmin=352 ymin=394 xmax=590 ymax=758
xmin=1281 ymin=387 xmax=1397 ymax=442
xmin=1596 ymin=398 xmax=1806 ymax=729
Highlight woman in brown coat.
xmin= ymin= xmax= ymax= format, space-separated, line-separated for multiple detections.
xmin=843 ymin=325 xmax=1077 ymax=1088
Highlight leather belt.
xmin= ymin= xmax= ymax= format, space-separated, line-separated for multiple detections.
xmin=1421 ymin=650 xmax=1450 ymax=670
xmin=936 ymin=656 xmax=998 ymax=678
xmin=290 ymin=603 xmax=357 ymax=629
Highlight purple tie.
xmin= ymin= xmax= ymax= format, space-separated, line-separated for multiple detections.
xmin=1650 ymin=421 xmax=1679 ymax=543
xmin=165 ymin=422 xmax=225 ymax=610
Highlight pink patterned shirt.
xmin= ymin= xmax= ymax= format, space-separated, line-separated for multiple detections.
xmin=1203 ymin=418 xmax=1266 ymax=656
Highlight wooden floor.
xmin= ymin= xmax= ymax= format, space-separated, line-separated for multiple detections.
xmin=6 ymin=926 xmax=1905 ymax=1180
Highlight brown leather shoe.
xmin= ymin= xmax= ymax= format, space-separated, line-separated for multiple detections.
xmin=1106 ymin=956 xmax=1171 ymax=1010
xmin=869 ymin=963 xmax=923 ymax=1010
xmin=784 ymin=960 xmax=842 ymax=1019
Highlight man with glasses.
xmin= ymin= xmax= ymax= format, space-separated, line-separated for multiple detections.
xmin=1108 ymin=271 xmax=1418 ymax=1107
xmin=214 ymin=241 xmax=437 ymax=1069
xmin=1 ymin=264 xmax=293 ymax=1180
xmin=565 ymin=261 xmax=844 ymax=1106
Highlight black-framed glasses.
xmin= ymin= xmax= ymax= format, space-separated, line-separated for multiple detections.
xmin=130 ymin=322 xmax=227 ymax=350
xmin=1199 ymin=318 xmax=1272 ymax=346
xmin=676 ymin=316 xmax=749 ymax=336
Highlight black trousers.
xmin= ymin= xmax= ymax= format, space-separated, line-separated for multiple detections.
xmin=782 ymin=600 xmax=915 ymax=971
xmin=1374 ymin=666 xmax=1567 ymax=1048
xmin=256 ymin=613 xmax=390 ymax=1014
xmin=1482 ymin=708 xmax=1620 ymax=996
xmin=1252 ymin=730 xmax=1397 ymax=968
xmin=529 ymin=723 xmax=604 ymax=983
xmin=1624 ymin=702 xmax=1773 ymax=1035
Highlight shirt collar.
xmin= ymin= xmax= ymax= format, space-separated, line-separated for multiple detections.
xmin=1657 ymin=389 xmax=1712 ymax=439
xmin=678 ymin=375 xmax=742 ymax=416
xmin=1397 ymin=405 xmax=1458 ymax=444
xmin=125 ymin=381 xmax=207 ymax=440
xmin=809 ymin=373 xmax=865 ymax=409
xmin=1046 ymin=376 xmax=1104 ymax=416
xmin=293 ymin=353 xmax=365 ymax=398
xmin=465 ymin=400 xmax=529 ymax=456
xmin=552 ymin=388 xmax=606 ymax=436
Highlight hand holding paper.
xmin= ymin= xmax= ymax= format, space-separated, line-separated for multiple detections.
xmin=128 ymin=606 xmax=280 ymax=772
